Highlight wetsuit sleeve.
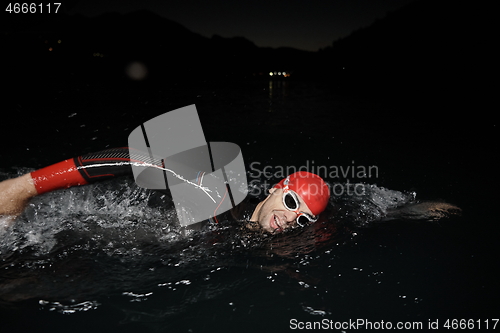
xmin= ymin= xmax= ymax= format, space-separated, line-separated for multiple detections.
xmin=30 ymin=147 xmax=160 ymax=195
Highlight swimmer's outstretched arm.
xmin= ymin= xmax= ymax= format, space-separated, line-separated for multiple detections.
xmin=0 ymin=147 xmax=143 ymax=224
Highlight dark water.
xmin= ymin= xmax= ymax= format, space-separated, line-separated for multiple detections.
xmin=1 ymin=77 xmax=497 ymax=332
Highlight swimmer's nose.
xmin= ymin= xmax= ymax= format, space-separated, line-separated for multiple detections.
xmin=283 ymin=210 xmax=298 ymax=225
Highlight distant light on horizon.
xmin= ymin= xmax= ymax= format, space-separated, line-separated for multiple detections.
xmin=269 ymin=71 xmax=290 ymax=77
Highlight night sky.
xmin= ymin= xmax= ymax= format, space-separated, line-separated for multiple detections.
xmin=66 ymin=0 xmax=416 ymax=51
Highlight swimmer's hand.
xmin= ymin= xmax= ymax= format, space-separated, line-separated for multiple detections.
xmin=0 ymin=174 xmax=38 ymax=228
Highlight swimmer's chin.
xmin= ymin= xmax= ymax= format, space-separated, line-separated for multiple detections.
xmin=246 ymin=216 xmax=284 ymax=234
xmin=244 ymin=220 xmax=277 ymax=234
xmin=244 ymin=220 xmax=264 ymax=232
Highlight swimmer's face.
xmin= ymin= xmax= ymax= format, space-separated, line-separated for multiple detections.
xmin=251 ymin=187 xmax=315 ymax=233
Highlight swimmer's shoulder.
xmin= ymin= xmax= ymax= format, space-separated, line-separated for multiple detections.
xmin=230 ymin=195 xmax=260 ymax=222
xmin=181 ymin=195 xmax=260 ymax=233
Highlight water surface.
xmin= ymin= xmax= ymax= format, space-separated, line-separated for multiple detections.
xmin=1 ymin=78 xmax=496 ymax=333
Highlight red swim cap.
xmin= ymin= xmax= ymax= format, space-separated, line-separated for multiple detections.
xmin=274 ymin=171 xmax=330 ymax=216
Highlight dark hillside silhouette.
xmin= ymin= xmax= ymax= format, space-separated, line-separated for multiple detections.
xmin=320 ymin=0 xmax=474 ymax=93
xmin=3 ymin=0 xmax=475 ymax=88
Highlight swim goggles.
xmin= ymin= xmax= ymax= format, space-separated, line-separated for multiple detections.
xmin=282 ymin=190 xmax=318 ymax=227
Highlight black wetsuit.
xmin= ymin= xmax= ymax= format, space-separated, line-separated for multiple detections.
xmin=72 ymin=147 xmax=258 ymax=229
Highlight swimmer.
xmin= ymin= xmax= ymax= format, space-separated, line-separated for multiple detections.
xmin=0 ymin=148 xmax=330 ymax=233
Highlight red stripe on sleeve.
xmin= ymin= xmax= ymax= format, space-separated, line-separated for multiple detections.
xmin=30 ymin=159 xmax=89 ymax=195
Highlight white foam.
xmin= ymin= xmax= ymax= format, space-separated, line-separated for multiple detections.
xmin=0 ymin=215 xmax=15 ymax=233
xmin=0 ymin=176 xmax=181 ymax=256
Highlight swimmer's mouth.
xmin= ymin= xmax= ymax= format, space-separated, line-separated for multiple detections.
xmin=270 ymin=214 xmax=284 ymax=232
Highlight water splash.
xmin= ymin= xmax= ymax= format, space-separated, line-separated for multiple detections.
xmin=0 ymin=169 xmax=460 ymax=317
xmin=329 ymin=182 xmax=460 ymax=225
xmin=39 ymin=299 xmax=100 ymax=314
xmin=302 ymin=305 xmax=331 ymax=316
xmin=1 ymin=176 xmax=180 ymax=256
